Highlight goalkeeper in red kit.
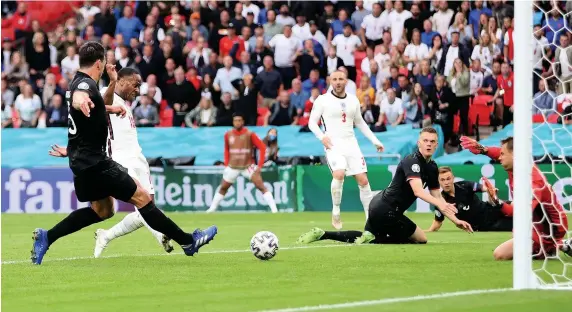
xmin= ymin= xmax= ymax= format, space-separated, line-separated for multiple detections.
xmin=461 ymin=136 xmax=571 ymax=260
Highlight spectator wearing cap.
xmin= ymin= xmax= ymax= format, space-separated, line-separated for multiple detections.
xmin=421 ymin=19 xmax=439 ymax=47
xmin=219 ymin=23 xmax=245 ymax=59
xmin=264 ymin=9 xmax=284 ymax=39
xmin=244 ymin=12 xmax=258 ymax=34
xmin=269 ymin=25 xmax=299 ymax=89
xmin=115 ymin=5 xmax=143 ymax=43
xmin=249 ymin=24 xmax=270 ymax=52
xmin=187 ymin=13 xmax=209 ymax=42
xmin=292 ymin=13 xmax=311 ymax=42
xmin=308 ymin=20 xmax=328 ymax=53
xmin=360 ymin=2 xmax=384 ymax=49
xmin=328 ymin=9 xmax=352 ymax=43
xmin=184 ymin=94 xmax=218 ymax=128
xmin=276 ymin=4 xmax=295 ymax=27
xmin=140 ymin=74 xmax=163 ymax=104
xmin=44 ymin=93 xmax=68 ymax=127
xmin=331 ymin=23 xmax=361 ymax=81
xmin=438 ymin=31 xmax=470 ymax=77
xmin=214 ymin=56 xmax=243 ymax=99
xmin=242 ymin=0 xmax=261 ymax=23
xmin=255 ymin=56 xmax=283 ymax=108
xmin=294 ymin=39 xmax=321 ymax=81
xmin=167 ymin=67 xmax=199 ymax=127
xmin=133 ymin=93 xmax=159 ymax=127
xmin=257 ymin=0 xmax=274 ymax=25
xmin=403 ymin=3 xmax=423 ymax=43
xmin=351 ymin=1 xmax=370 ymax=31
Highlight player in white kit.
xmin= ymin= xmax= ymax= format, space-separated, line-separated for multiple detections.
xmin=48 ymin=68 xmax=173 ymax=257
xmin=308 ymin=70 xmax=384 ymax=229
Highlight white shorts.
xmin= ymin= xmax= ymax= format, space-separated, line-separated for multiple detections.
xmin=115 ymin=154 xmax=155 ymax=195
xmin=325 ymin=147 xmax=367 ymax=177
xmin=222 ymin=165 xmax=258 ymax=183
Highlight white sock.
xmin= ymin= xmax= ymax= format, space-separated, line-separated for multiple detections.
xmin=263 ymin=192 xmax=278 ymax=213
xmin=207 ymin=192 xmax=225 ymax=212
xmin=331 ymin=178 xmax=344 ymax=216
xmin=138 ymin=211 xmax=165 ymax=244
xmin=105 ymin=212 xmax=144 ymax=241
xmin=359 ymin=183 xmax=373 ymax=220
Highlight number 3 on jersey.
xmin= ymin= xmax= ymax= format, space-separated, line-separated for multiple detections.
xmin=341 ymin=112 xmax=346 ymax=123
xmin=65 ymin=91 xmax=78 ymax=135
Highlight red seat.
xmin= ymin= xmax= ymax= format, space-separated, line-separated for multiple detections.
xmin=159 ymin=100 xmax=168 ymax=112
xmin=158 ymin=108 xmax=173 ymax=127
xmin=257 ymin=107 xmax=270 ymax=126
xmin=547 ymin=114 xmax=560 ymax=124
xmin=532 ymin=114 xmax=545 ymax=123
xmin=453 ymin=113 xmax=460 ymax=133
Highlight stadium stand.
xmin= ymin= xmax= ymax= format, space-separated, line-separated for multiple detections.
xmin=1 ymin=1 xmax=570 ymax=157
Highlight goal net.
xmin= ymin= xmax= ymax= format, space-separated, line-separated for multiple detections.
xmin=514 ymin=1 xmax=572 ymax=289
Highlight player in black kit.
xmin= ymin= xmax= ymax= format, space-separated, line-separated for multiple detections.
xmin=31 ymin=42 xmax=218 ymax=265
xmin=297 ymin=127 xmax=473 ymax=245
xmin=426 ymin=166 xmax=512 ymax=232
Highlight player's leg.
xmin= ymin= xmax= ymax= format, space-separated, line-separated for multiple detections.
xmin=326 ymin=149 xmax=347 ymax=230
xmin=94 ymin=211 xmax=144 ymax=258
xmin=348 ymin=153 xmax=372 ymax=221
xmin=206 ymin=167 xmax=239 ymax=213
xmin=246 ymin=166 xmax=278 ymax=213
xmin=493 ymin=238 xmax=514 ymax=260
xmin=297 ymin=227 xmax=363 ymax=244
xmin=108 ymin=161 xmax=217 ymax=256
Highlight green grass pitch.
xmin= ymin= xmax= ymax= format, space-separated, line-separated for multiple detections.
xmin=2 ymin=212 xmax=570 ymax=311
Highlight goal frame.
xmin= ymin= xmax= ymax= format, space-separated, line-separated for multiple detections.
xmin=513 ymin=0 xmax=535 ymax=289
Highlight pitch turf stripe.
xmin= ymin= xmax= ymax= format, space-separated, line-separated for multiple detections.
xmin=257 ymin=288 xmax=515 ymax=312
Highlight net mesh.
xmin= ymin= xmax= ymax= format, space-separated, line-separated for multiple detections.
xmin=530 ymin=2 xmax=572 ymax=288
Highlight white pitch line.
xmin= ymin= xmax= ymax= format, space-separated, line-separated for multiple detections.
xmin=2 ymin=240 xmax=487 ymax=265
xmin=257 ymin=288 xmax=515 ymax=312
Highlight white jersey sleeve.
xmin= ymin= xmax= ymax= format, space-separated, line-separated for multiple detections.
xmin=353 ymin=97 xmax=383 ymax=147
xmin=308 ymin=95 xmax=325 ymax=141
xmin=100 ymin=88 xmax=142 ymax=159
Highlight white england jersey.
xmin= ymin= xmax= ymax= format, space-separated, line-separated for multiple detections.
xmin=308 ymin=91 xmax=383 ymax=149
xmin=100 ymin=88 xmax=142 ymax=159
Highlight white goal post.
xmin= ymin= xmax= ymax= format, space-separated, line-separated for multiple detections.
xmin=514 ymin=1 xmax=571 ymax=290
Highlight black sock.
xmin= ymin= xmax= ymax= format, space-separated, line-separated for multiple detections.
xmin=138 ymin=202 xmax=194 ymax=245
xmin=46 ymin=207 xmax=102 ymax=246
xmin=322 ymin=231 xmax=363 ymax=243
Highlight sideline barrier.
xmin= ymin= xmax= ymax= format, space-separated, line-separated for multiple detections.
xmin=2 ymin=164 xmax=570 ymax=213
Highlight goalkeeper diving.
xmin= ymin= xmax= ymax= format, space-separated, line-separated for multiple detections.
xmin=461 ymin=136 xmax=572 ymax=259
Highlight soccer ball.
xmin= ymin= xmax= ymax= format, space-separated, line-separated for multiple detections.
xmin=250 ymin=231 xmax=279 ymax=260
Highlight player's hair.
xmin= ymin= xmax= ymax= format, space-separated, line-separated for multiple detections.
xmin=78 ymin=41 xmax=105 ymax=68
xmin=438 ymin=166 xmax=453 ymax=175
xmin=500 ymin=136 xmax=513 ymax=151
xmin=232 ymin=112 xmax=245 ymax=120
xmin=331 ymin=70 xmax=347 ymax=78
xmin=420 ymin=127 xmax=438 ymax=135
xmin=117 ymin=67 xmax=140 ymax=80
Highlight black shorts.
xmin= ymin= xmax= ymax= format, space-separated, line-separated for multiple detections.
xmin=74 ymin=159 xmax=137 ymax=203
xmin=365 ymin=198 xmax=418 ymax=244
xmin=366 ymin=38 xmax=383 ymax=48
xmin=481 ymin=208 xmax=513 ymax=232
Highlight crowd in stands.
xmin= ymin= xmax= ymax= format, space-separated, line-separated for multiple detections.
xmin=1 ymin=0 xmax=572 ymax=148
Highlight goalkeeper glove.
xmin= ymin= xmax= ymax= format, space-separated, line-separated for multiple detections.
xmin=482 ymin=176 xmax=500 ymax=206
xmin=460 ymin=136 xmax=487 ymax=155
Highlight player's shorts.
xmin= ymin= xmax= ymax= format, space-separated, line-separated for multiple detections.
xmin=481 ymin=208 xmax=512 ymax=232
xmin=115 ymin=154 xmax=155 ymax=195
xmin=325 ymin=142 xmax=367 ymax=176
xmin=364 ymin=196 xmax=418 ymax=244
xmin=222 ymin=165 xmax=257 ymax=183
xmin=74 ymin=159 xmax=137 ymax=203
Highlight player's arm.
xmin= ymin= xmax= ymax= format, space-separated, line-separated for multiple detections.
xmin=354 ymin=101 xmax=384 ymax=151
xmin=72 ymin=90 xmax=95 ymax=117
xmin=426 ymin=219 xmax=443 ymax=232
xmin=48 ymin=144 xmax=67 ymax=157
xmin=497 ymin=178 xmax=545 ymax=217
xmin=460 ymin=136 xmax=500 ymax=161
xmin=251 ymin=132 xmax=267 ymax=169
xmin=102 ymin=64 xmax=118 ymax=106
xmin=223 ymin=132 xmax=230 ymax=166
xmin=308 ymin=97 xmax=332 ymax=148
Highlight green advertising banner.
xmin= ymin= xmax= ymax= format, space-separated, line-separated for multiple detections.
xmin=297 ymin=164 xmax=572 ymax=212
xmin=150 ymin=166 xmax=297 ymax=212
